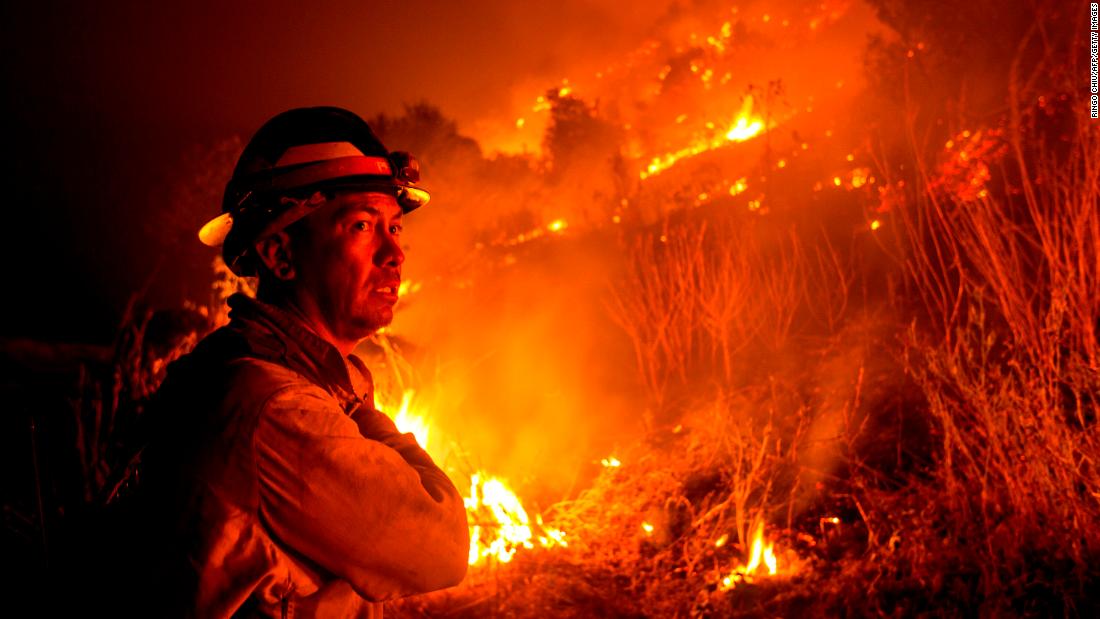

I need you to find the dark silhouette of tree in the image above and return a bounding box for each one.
[542,90,623,183]
[370,103,483,175]
[864,0,1075,134]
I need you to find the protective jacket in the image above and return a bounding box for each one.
[137,293,469,618]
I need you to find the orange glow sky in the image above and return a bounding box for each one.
[0,0,680,340]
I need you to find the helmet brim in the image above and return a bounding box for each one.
[198,212,234,247]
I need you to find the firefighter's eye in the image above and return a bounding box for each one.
[352,220,372,232]
[390,224,403,235]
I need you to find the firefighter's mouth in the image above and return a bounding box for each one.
[372,280,401,299]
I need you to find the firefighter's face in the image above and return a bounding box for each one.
[292,190,405,341]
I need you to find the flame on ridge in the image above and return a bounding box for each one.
[640,95,765,180]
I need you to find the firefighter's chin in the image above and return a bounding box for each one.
[355,302,395,337]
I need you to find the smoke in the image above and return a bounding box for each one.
[370,104,643,498]
[389,234,641,498]
[360,0,889,501]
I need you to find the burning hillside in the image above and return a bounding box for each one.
[371,0,1100,615]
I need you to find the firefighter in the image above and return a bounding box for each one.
[135,107,468,617]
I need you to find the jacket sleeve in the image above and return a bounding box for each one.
[253,382,469,602]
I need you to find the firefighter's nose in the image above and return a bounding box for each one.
[376,231,404,268]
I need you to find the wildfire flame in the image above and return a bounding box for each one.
[719,521,780,590]
[496,218,570,248]
[465,473,567,564]
[385,389,567,566]
[389,389,430,453]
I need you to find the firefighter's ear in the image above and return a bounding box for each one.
[254,231,295,281]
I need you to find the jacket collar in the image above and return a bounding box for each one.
[225,293,371,410]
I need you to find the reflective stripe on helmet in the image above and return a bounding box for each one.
[267,156,394,190]
[275,141,369,166]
